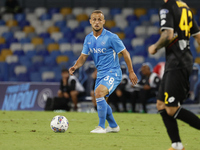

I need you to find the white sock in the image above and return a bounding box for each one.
[171,142,184,150]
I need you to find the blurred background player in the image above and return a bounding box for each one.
[69,10,138,133]
[131,63,160,113]
[148,0,200,149]
[58,68,85,111]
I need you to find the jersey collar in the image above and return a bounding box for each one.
[90,28,107,37]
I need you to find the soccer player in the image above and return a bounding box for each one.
[148,0,200,149]
[69,10,138,133]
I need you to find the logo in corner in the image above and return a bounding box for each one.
[37,88,53,108]
[101,41,106,46]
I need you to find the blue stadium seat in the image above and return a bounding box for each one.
[139,15,150,23]
[0,62,8,81]
[145,34,160,46]
[48,8,60,15]
[79,21,90,28]
[18,20,30,29]
[44,38,55,46]
[44,55,57,67]
[0,20,5,26]
[26,50,36,58]
[13,50,25,56]
[19,56,32,68]
[122,38,132,50]
[50,50,61,58]
[55,20,66,29]
[58,38,70,44]
[17,73,30,81]
[110,8,121,16]
[40,13,52,21]
[61,27,71,34]
[147,8,159,17]
[14,13,26,22]
[39,33,50,39]
[36,50,49,57]
[0,43,9,51]
[6,38,18,45]
[128,20,140,29]
[145,57,157,67]
[19,37,31,44]
[126,15,138,22]
[2,32,13,40]
[133,45,148,57]
[110,27,122,33]
[52,66,61,81]
[30,72,42,82]
[39,66,51,74]
[124,26,136,39]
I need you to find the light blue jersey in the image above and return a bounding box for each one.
[81,28,125,78]
[82,28,126,96]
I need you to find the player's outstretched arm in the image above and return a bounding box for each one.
[120,49,138,85]
[148,29,173,55]
[69,53,88,75]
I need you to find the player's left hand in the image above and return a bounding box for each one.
[148,44,157,55]
[129,72,138,85]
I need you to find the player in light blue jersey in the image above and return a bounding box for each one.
[69,10,138,133]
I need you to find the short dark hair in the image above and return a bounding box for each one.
[91,10,104,18]
[61,68,69,73]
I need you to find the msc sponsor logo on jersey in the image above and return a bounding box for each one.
[89,48,106,53]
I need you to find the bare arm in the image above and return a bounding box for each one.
[193,32,200,46]
[148,29,174,55]
[120,49,138,85]
[69,53,88,75]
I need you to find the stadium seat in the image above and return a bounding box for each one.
[13,50,24,56]
[110,8,121,16]
[115,19,128,30]
[44,56,57,67]
[67,19,79,29]
[10,43,22,52]
[52,13,64,22]
[72,7,84,16]
[40,13,52,21]
[39,33,50,39]
[10,26,21,33]
[58,38,70,44]
[131,37,144,47]
[0,20,5,26]
[30,72,42,82]
[23,26,35,34]
[98,7,109,16]
[122,8,134,17]
[50,50,61,58]
[48,8,60,15]
[104,20,116,29]
[2,13,13,22]
[0,43,9,51]
[35,44,46,51]
[76,14,89,22]
[25,50,36,58]
[44,38,55,46]
[1,49,13,58]
[72,43,83,55]
[51,32,63,42]
[134,26,147,37]
[14,65,27,75]
[35,26,47,34]
[84,7,95,16]
[60,43,72,52]
[133,45,147,56]
[14,31,26,40]
[0,55,5,62]
[32,55,43,64]
[132,55,145,65]
[134,8,147,17]
[55,20,66,29]
[47,43,59,52]
[19,37,30,44]
[30,20,42,29]
[47,26,59,34]
[146,26,159,36]
[42,71,55,81]
[2,32,13,40]
[14,13,26,22]
[43,20,54,29]
[22,43,35,53]
[115,32,125,40]
[26,13,37,22]
[150,14,159,24]
[5,55,18,64]
[56,55,69,64]
[36,49,49,57]
[84,26,92,35]
[60,7,72,16]
[19,56,31,67]
[0,37,5,44]
[6,20,18,28]
[195,57,200,64]
[35,7,47,17]
[0,26,9,36]
[31,37,44,45]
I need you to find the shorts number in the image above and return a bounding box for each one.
[164,92,169,104]
[104,76,114,85]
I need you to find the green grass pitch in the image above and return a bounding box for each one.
[0,111,199,150]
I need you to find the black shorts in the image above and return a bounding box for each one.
[157,68,191,106]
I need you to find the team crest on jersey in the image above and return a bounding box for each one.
[101,41,106,46]
[87,42,91,44]
[160,9,169,15]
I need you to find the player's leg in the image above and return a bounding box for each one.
[90,84,108,133]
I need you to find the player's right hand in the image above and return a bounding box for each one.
[69,66,76,75]
[129,72,138,86]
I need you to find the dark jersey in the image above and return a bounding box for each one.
[159,0,200,71]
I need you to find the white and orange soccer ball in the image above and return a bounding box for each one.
[50,115,69,133]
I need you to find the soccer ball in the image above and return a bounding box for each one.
[50,115,69,133]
